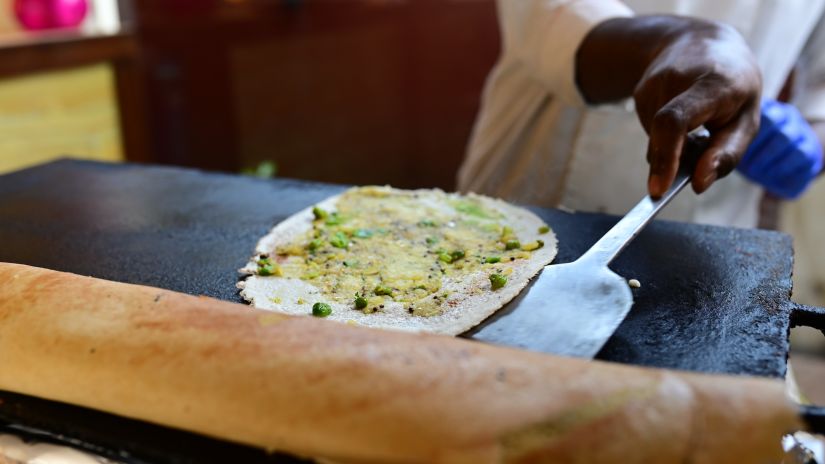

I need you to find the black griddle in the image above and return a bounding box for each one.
[0,159,823,463]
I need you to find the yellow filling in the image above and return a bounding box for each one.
[264,188,541,316]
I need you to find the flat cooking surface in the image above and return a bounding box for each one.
[0,159,795,377]
[0,159,807,463]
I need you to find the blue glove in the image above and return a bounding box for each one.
[737,99,823,199]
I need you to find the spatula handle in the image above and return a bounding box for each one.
[579,172,691,267]
[579,128,710,267]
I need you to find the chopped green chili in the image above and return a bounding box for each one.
[374,285,393,296]
[330,231,350,249]
[505,240,520,250]
[257,257,279,276]
[312,207,328,220]
[438,251,454,263]
[307,238,323,252]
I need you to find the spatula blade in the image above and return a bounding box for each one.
[467,262,634,358]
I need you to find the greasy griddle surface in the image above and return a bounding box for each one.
[0,159,793,377]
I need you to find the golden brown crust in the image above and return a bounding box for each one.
[0,263,803,463]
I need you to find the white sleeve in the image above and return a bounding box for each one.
[496,0,633,106]
[796,15,825,121]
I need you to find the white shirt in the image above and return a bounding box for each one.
[458,0,825,228]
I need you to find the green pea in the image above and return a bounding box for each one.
[425,237,438,245]
[538,225,551,234]
[489,273,507,290]
[312,207,328,220]
[329,231,350,249]
[374,286,393,296]
[505,240,520,250]
[438,251,454,263]
[354,295,368,309]
[485,256,501,264]
[450,250,465,261]
[312,302,332,317]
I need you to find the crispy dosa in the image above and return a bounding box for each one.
[0,263,803,463]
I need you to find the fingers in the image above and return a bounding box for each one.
[643,85,719,198]
[691,107,759,194]
[638,74,760,198]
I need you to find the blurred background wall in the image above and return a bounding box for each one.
[0,0,499,189]
[0,0,16,34]
[130,0,499,190]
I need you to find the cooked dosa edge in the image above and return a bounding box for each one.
[0,263,802,463]
[239,187,557,335]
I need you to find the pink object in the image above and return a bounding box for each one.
[14,0,88,31]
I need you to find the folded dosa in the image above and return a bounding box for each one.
[0,263,802,463]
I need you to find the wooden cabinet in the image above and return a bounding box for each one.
[134,0,499,189]
[0,63,122,173]
[0,31,148,173]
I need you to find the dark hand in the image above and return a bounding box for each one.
[576,16,762,198]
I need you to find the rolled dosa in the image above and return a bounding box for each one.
[0,263,802,463]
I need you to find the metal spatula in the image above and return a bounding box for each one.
[469,132,708,359]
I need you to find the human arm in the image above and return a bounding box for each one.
[575,16,762,198]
